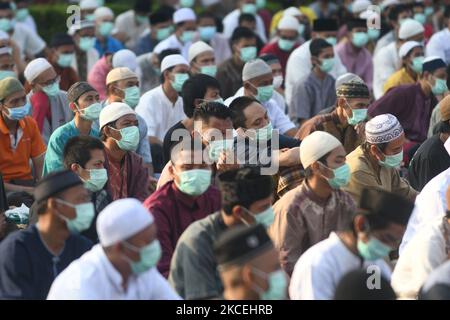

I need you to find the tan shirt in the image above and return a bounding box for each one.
[269,180,356,276]
[343,145,418,205]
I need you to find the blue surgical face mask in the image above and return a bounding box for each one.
[321,162,351,189]
[198,26,216,42]
[55,199,95,233]
[181,30,196,43]
[76,102,102,121]
[367,28,380,40]
[208,138,234,161]
[200,65,217,77]
[83,168,108,192]
[42,82,60,97]
[357,235,393,261]
[325,36,337,46]
[171,73,189,92]
[176,168,212,196]
[78,36,96,52]
[121,86,141,108]
[298,24,305,37]
[240,46,257,62]
[352,32,369,48]
[250,83,274,102]
[15,8,29,22]
[110,125,140,151]
[0,70,16,81]
[98,21,114,36]
[241,3,257,15]
[156,26,172,41]
[256,0,266,9]
[252,268,287,300]
[278,38,295,52]
[0,18,14,32]
[122,240,162,275]
[378,149,403,168]
[432,77,448,96]
[242,206,275,228]
[57,53,74,68]
[414,13,426,25]
[254,122,273,141]
[319,57,335,73]
[424,7,434,17]
[135,14,148,25]
[410,56,424,74]
[5,102,31,120]
[180,0,194,7]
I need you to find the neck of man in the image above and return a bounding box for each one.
[307,175,332,200]
[37,214,70,256]
[74,113,92,136]
[221,210,243,228]
[419,78,432,97]
[181,117,194,131]
[337,230,359,256]
[313,66,327,80]
[405,65,418,81]
[232,54,244,66]
[162,81,179,104]
[350,42,362,52]
[105,251,132,292]
[1,113,18,132]
[105,139,127,162]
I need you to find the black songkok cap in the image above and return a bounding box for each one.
[346,19,368,31]
[50,33,75,48]
[313,18,338,32]
[34,170,83,203]
[214,224,273,269]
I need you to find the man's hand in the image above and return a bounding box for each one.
[216,150,240,172]
[0,213,7,240]
[148,176,158,194]
[278,147,300,167]
[446,185,450,211]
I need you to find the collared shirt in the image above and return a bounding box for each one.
[392,217,450,299]
[368,83,437,143]
[374,30,395,55]
[289,232,392,300]
[12,23,46,59]
[289,71,337,121]
[343,145,418,205]
[426,28,450,64]
[135,85,186,141]
[383,67,416,94]
[269,180,356,276]
[43,120,99,176]
[47,244,180,300]
[222,9,267,42]
[16,15,37,34]
[0,116,46,182]
[225,91,295,134]
[169,211,227,300]
[0,225,92,300]
[143,181,221,278]
[216,58,245,99]
[336,40,373,90]
[373,41,400,99]
[296,109,364,154]
[260,41,300,76]
[115,10,149,49]
[285,39,347,105]
[400,167,450,253]
[153,34,192,61]
[94,36,125,57]
[87,56,112,100]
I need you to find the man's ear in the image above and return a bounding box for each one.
[69,102,77,112]
[354,214,367,233]
[231,205,244,220]
[70,163,80,173]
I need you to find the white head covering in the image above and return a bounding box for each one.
[161,54,189,72]
[0,47,12,56]
[0,30,9,41]
[97,198,154,247]
[365,114,404,144]
[80,0,99,10]
[398,18,424,40]
[380,0,399,9]
[242,59,272,81]
[106,67,138,85]
[99,102,137,129]
[351,0,371,14]
[335,72,364,90]
[112,49,138,71]
[173,8,196,24]
[278,16,300,31]
[283,7,303,18]
[300,131,342,169]
[24,58,53,83]
[188,41,214,63]
[399,41,421,58]
[94,6,114,19]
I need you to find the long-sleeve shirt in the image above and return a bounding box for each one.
[222,9,267,43]
[336,40,373,91]
[87,56,112,101]
[94,36,125,57]
[368,83,437,143]
[143,181,221,278]
[216,58,244,99]
[373,41,400,99]
[269,181,356,275]
[383,67,416,94]
[343,145,418,205]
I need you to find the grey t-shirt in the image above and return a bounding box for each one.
[168,211,227,300]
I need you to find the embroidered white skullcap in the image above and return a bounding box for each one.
[365,114,404,144]
[188,41,214,63]
[97,198,154,247]
[161,54,189,72]
[398,18,424,40]
[242,59,272,81]
[283,7,303,17]
[106,67,138,85]
[99,102,136,129]
[173,8,196,24]
[94,6,114,19]
[24,58,53,83]
[278,16,300,31]
[398,41,421,58]
[351,0,371,14]
[300,131,342,169]
[112,50,138,71]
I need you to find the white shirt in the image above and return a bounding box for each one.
[391,218,450,299]
[153,34,192,61]
[115,10,149,49]
[285,39,347,106]
[136,85,186,141]
[234,86,286,113]
[289,232,392,300]
[12,23,45,59]
[224,91,295,134]
[426,28,450,65]
[400,167,450,253]
[47,245,181,300]
[373,41,400,99]
[208,33,232,65]
[16,15,37,34]
[374,30,395,56]
[222,9,267,43]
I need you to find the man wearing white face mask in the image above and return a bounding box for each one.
[93,7,124,57]
[153,8,197,61]
[215,224,288,300]
[43,82,101,176]
[47,198,180,300]
[24,57,72,144]
[0,170,93,299]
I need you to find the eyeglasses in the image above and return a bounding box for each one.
[39,75,61,87]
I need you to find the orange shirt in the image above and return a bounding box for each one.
[0,115,46,182]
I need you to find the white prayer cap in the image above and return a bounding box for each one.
[335,72,364,90]
[242,59,272,82]
[365,114,404,144]
[97,198,154,247]
[106,67,138,85]
[0,30,9,41]
[24,58,53,83]
[300,131,342,169]
[380,0,399,9]
[278,16,300,31]
[99,102,137,129]
[283,7,303,18]
[161,54,189,72]
[173,8,196,24]
[351,0,371,14]
[398,18,424,40]
[80,0,99,10]
[399,41,421,58]
[112,49,138,71]
[94,6,114,19]
[188,41,214,63]
[0,47,12,56]
[68,20,96,36]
